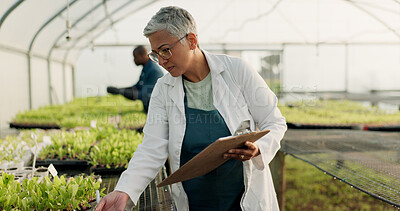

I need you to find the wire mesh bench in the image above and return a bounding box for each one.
[100,167,175,211]
[281,129,400,207]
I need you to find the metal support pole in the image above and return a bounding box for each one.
[270,150,286,211]
[63,62,67,103]
[280,44,285,95]
[345,44,349,93]
[72,65,76,98]
[27,53,32,109]
[47,58,52,104]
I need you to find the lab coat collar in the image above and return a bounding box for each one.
[162,50,226,116]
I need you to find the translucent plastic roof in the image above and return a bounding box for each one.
[1,0,400,66]
[96,0,400,46]
[1,0,400,131]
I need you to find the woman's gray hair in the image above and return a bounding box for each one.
[143,6,197,44]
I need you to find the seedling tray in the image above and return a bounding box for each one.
[287,122,355,130]
[364,124,400,132]
[90,166,127,176]
[10,122,60,130]
[120,126,144,133]
[36,159,91,174]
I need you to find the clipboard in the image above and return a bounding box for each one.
[157,129,270,187]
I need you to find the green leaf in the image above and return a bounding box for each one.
[54,176,61,186]
[69,184,79,199]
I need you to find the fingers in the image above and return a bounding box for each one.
[245,141,260,156]
[245,141,256,150]
[224,152,248,161]
[223,142,259,161]
[95,191,129,211]
[95,199,105,211]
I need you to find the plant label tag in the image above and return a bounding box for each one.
[30,146,39,154]
[96,190,101,203]
[90,120,97,128]
[48,164,58,177]
[43,136,52,145]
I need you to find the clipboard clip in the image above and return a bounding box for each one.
[233,120,251,136]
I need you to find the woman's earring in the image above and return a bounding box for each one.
[193,49,195,55]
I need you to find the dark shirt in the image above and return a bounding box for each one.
[134,60,164,113]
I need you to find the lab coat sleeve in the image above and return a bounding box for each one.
[235,59,287,170]
[114,81,169,205]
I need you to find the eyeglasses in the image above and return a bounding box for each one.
[148,34,187,63]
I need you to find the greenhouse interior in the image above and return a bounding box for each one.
[0,0,399,210]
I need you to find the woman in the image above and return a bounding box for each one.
[96,6,286,211]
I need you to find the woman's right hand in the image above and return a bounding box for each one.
[95,191,130,211]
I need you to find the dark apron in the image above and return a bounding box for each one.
[180,84,244,211]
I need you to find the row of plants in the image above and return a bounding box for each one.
[279,99,400,125]
[2,127,143,170]
[12,95,400,129]
[90,129,142,169]
[0,172,105,210]
[15,97,399,129]
[38,130,98,161]
[12,95,147,129]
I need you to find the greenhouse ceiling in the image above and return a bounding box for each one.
[1,0,400,131]
[1,0,400,64]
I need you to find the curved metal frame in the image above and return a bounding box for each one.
[63,0,159,69]
[217,0,284,41]
[47,0,106,103]
[61,0,138,98]
[58,0,137,49]
[0,0,24,29]
[58,0,137,100]
[27,0,78,108]
[345,0,400,39]
[2,0,398,111]
[46,0,159,103]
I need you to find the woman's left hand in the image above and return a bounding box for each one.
[224,141,260,161]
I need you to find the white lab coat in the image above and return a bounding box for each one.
[115,50,287,211]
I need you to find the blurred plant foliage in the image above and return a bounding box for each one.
[2,127,143,168]
[279,100,400,125]
[0,129,49,165]
[12,95,146,129]
[30,127,143,168]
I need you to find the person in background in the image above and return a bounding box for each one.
[107,45,164,113]
[97,6,287,211]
